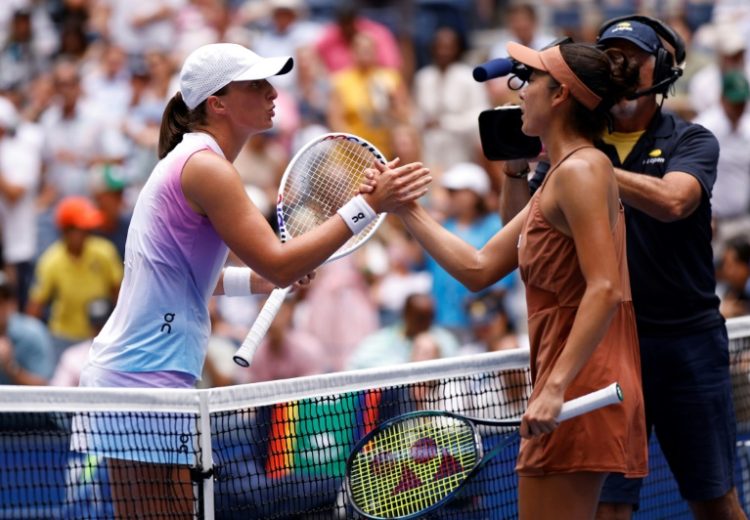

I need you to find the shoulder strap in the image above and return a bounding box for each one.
[538,145,595,192]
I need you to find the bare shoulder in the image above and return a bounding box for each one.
[556,148,613,186]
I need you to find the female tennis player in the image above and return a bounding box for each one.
[76,43,430,518]
[366,41,648,519]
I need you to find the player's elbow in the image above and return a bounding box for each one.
[593,280,623,310]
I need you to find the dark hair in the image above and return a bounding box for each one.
[727,236,750,266]
[158,86,228,158]
[552,43,640,140]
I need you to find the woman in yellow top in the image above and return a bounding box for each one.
[327,32,411,158]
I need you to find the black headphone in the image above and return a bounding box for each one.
[597,14,686,98]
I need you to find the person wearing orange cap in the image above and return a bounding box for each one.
[366,40,647,518]
[500,17,747,519]
[25,196,123,367]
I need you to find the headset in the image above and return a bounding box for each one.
[597,14,686,98]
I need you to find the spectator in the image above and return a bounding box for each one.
[80,42,133,121]
[37,58,129,254]
[49,297,113,387]
[299,255,380,372]
[0,274,54,386]
[121,49,175,186]
[486,3,557,106]
[694,69,750,256]
[250,0,322,96]
[0,96,41,311]
[327,31,411,158]
[104,0,181,58]
[0,8,48,91]
[347,292,460,370]
[717,236,750,319]
[236,298,327,383]
[371,231,432,326]
[425,162,513,343]
[689,21,748,115]
[414,26,489,173]
[313,4,402,74]
[26,196,123,366]
[90,163,132,260]
[461,290,528,355]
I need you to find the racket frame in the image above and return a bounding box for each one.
[345,382,623,519]
[233,133,388,367]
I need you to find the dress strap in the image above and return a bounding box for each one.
[538,144,595,192]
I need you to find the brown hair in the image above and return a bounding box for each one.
[553,43,640,140]
[157,86,229,158]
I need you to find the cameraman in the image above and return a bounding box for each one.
[498,16,745,520]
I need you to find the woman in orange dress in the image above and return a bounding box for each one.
[366,41,648,519]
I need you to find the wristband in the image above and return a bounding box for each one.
[337,195,377,235]
[223,267,252,297]
[503,165,531,179]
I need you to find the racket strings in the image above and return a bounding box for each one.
[282,139,381,252]
[349,416,479,518]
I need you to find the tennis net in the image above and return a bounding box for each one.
[0,315,748,519]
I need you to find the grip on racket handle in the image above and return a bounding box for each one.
[558,382,623,422]
[233,286,291,367]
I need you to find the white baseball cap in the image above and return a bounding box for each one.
[179,43,294,110]
[441,162,491,196]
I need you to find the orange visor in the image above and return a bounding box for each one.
[507,41,602,111]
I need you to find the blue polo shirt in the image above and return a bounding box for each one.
[596,111,722,336]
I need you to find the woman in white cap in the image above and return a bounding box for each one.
[367,41,647,518]
[76,43,430,517]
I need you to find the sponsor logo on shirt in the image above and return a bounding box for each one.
[644,148,665,165]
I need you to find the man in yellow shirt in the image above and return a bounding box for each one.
[26,196,123,365]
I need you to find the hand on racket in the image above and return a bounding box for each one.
[233,133,429,368]
[346,382,623,519]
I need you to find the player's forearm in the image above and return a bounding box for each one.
[499,174,531,224]
[545,283,621,393]
[398,204,490,292]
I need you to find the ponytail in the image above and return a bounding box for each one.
[157,86,230,159]
[158,92,192,159]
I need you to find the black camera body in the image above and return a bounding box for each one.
[478,105,542,161]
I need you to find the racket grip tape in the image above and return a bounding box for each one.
[233,286,291,367]
[558,382,623,422]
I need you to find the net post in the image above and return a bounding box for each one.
[198,391,215,519]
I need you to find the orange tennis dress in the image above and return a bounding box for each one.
[515,148,648,477]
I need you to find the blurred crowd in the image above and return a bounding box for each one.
[0,0,749,389]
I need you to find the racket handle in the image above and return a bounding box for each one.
[233,286,291,367]
[558,382,623,422]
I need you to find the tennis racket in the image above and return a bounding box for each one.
[233,133,387,367]
[346,382,623,519]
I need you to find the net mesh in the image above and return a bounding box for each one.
[0,317,748,519]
